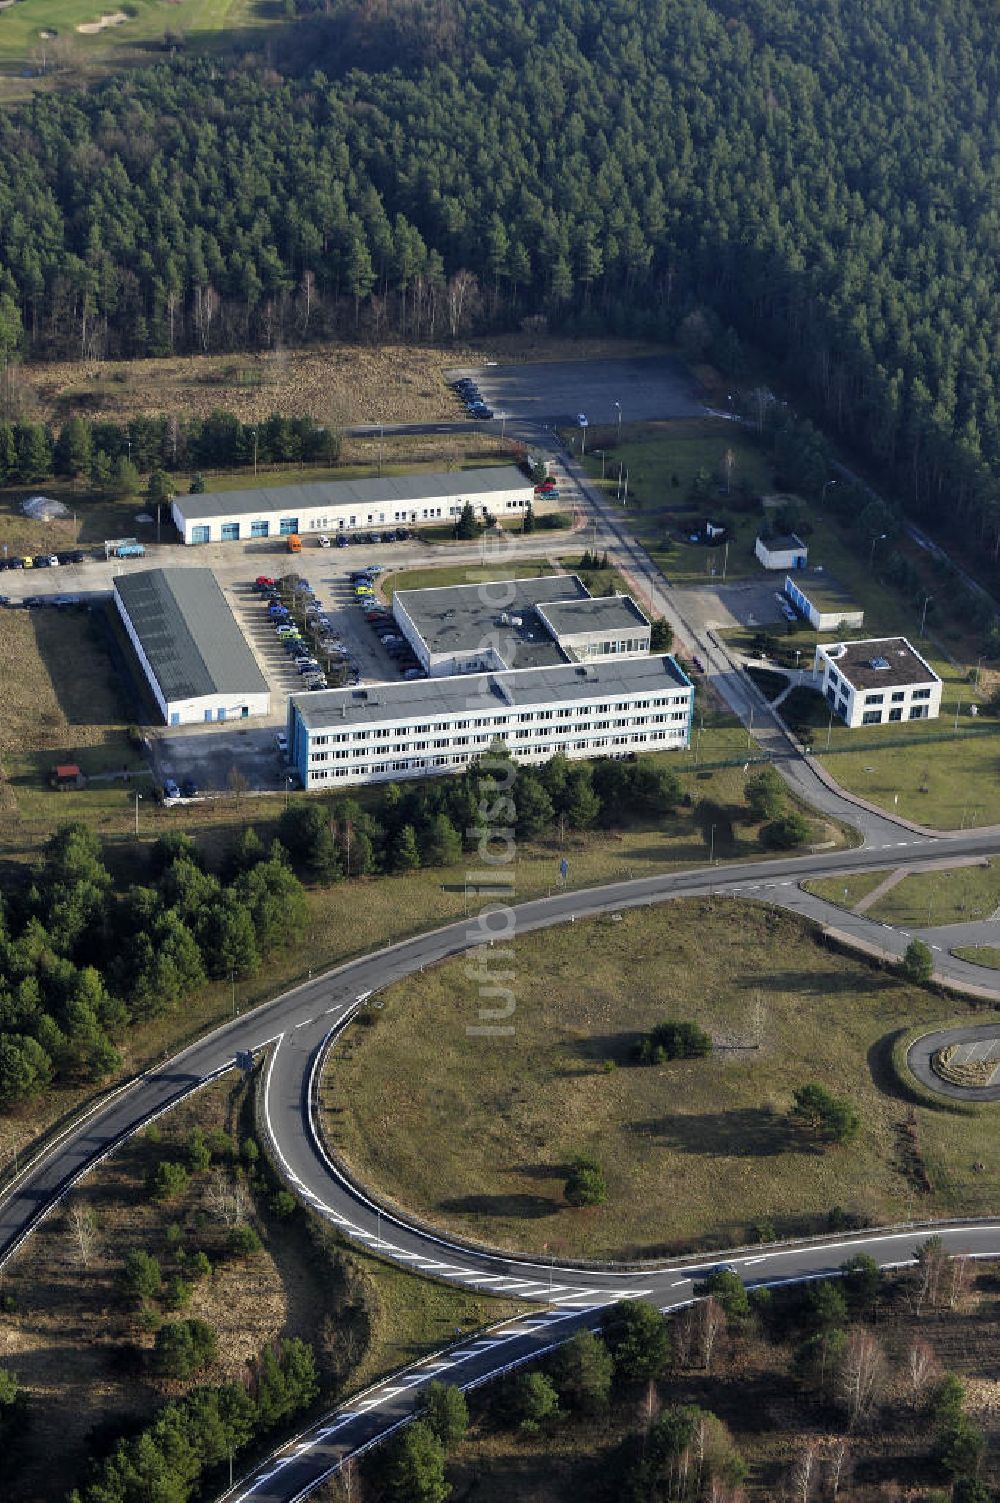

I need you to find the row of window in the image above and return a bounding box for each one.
[309,713,689,762]
[187,501,512,542]
[861,706,930,724]
[306,728,688,781]
[309,696,689,746]
[863,686,933,704]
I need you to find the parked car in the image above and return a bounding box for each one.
[316,534,331,548]
[33,555,52,568]
[296,658,321,674]
[275,732,289,756]
[577,412,589,427]
[255,575,276,588]
[403,667,424,680]
[57,550,86,565]
[335,534,349,547]
[163,779,181,800]
[181,777,199,798]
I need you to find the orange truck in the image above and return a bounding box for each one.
[287,533,302,553]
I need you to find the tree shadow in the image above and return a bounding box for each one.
[512,1161,571,1182]
[437,1192,561,1221]
[629,1106,794,1157]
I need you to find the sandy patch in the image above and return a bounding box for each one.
[76,11,128,34]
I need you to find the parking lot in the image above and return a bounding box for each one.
[672,578,792,635]
[157,723,288,795]
[448,354,706,428]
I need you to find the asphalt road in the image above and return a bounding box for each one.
[907,1023,1000,1102]
[2,838,999,1500]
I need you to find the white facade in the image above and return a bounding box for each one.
[171,467,535,546]
[812,638,942,729]
[289,657,693,789]
[785,572,864,631]
[755,534,808,570]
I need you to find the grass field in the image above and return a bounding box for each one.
[952,946,1000,970]
[579,418,775,585]
[322,900,996,1259]
[0,0,269,98]
[2,1070,517,1502]
[864,864,1000,928]
[802,870,893,910]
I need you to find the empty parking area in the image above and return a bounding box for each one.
[672,579,791,635]
[450,355,706,427]
[158,725,286,794]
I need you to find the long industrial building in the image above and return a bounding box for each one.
[114,568,270,725]
[287,655,693,789]
[170,466,535,545]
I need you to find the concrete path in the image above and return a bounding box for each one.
[853,867,907,914]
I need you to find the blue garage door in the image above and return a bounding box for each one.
[191,525,210,545]
[221,522,240,542]
[251,520,269,538]
[279,516,299,536]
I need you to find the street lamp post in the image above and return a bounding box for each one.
[377,420,384,478]
[826,707,835,750]
[614,401,622,441]
[251,428,258,477]
[822,479,838,502]
[869,531,887,569]
[133,791,142,839]
[920,594,933,636]
[709,823,717,863]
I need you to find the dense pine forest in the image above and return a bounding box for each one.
[0,0,998,539]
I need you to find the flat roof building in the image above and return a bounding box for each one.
[114,568,270,726]
[170,466,535,546]
[785,568,864,631]
[755,533,808,571]
[288,654,693,789]
[812,637,941,728]
[392,575,651,677]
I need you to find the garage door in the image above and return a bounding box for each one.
[191,525,210,545]
[221,522,240,542]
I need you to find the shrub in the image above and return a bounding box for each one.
[150,1160,191,1201]
[564,1154,606,1207]
[269,1190,298,1220]
[422,1381,469,1452]
[789,1083,860,1145]
[228,1224,263,1257]
[633,1019,712,1065]
[121,1248,162,1302]
[153,1317,218,1379]
[760,810,811,848]
[901,938,934,984]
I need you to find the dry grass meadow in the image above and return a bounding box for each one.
[323,900,997,1260]
[15,334,662,428]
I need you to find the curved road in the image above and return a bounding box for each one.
[0,835,998,1498]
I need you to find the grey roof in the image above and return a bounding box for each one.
[174,465,530,522]
[537,594,650,636]
[788,567,860,613]
[115,569,268,703]
[759,533,806,553]
[820,637,940,691]
[292,654,691,731]
[394,574,591,669]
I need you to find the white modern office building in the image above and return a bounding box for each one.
[288,655,693,789]
[812,637,942,728]
[114,568,270,726]
[391,575,651,678]
[170,466,534,545]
